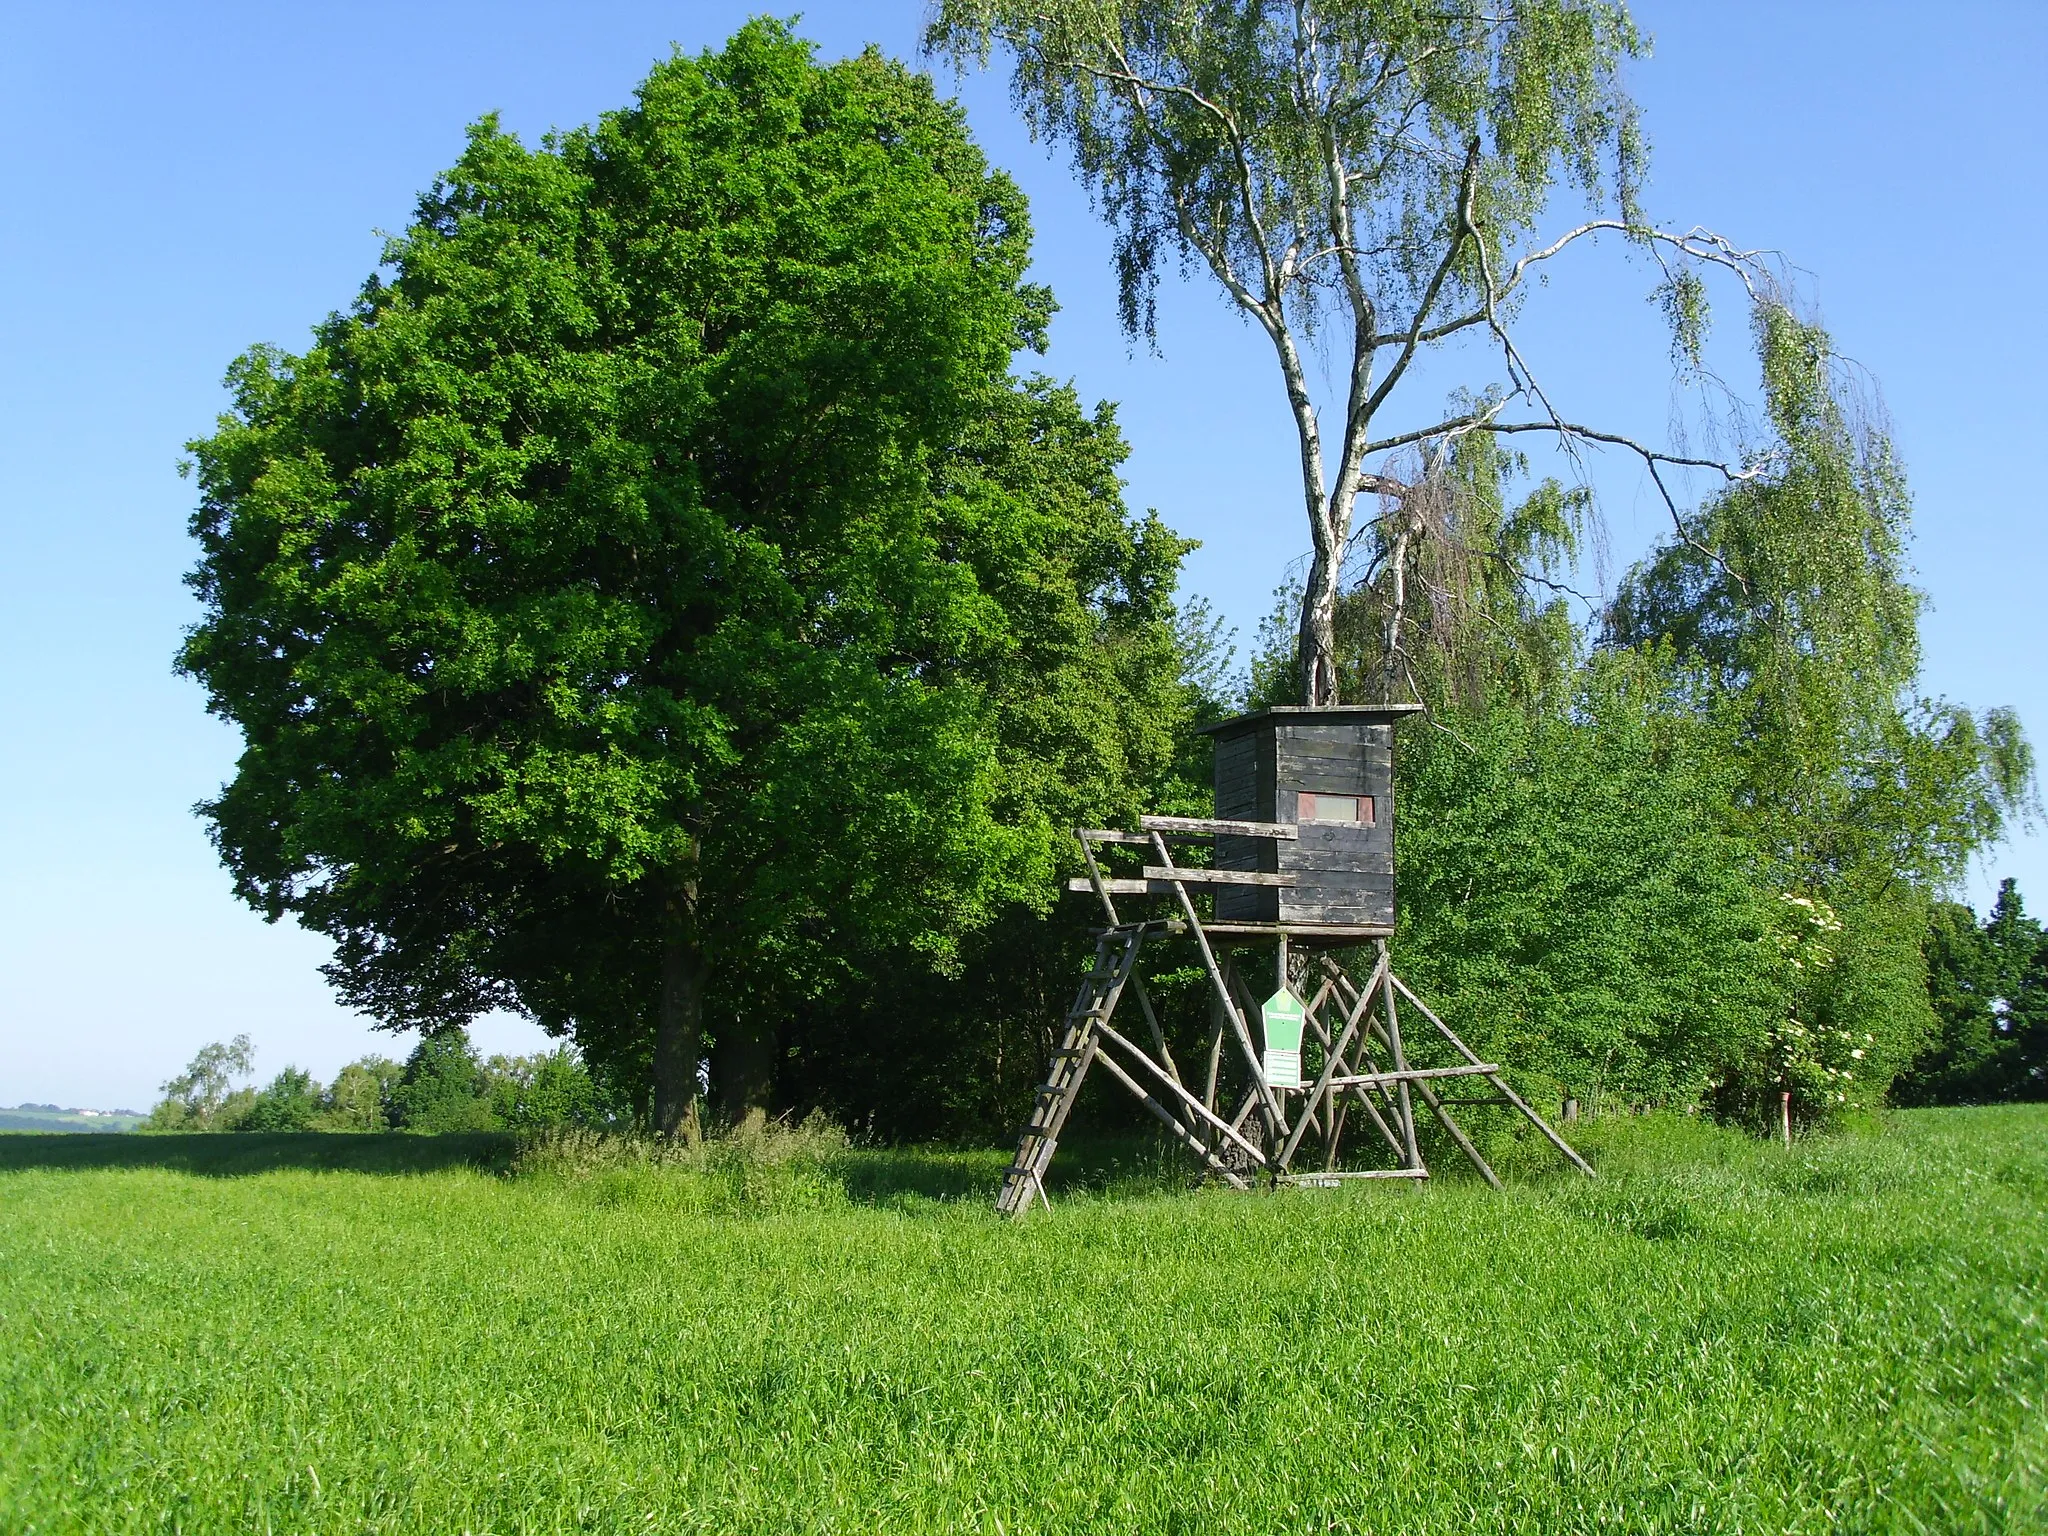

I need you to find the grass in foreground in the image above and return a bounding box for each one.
[0,1108,2042,1534]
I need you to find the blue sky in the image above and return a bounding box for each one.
[3,2,2041,1110]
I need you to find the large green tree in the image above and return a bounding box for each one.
[181,22,1194,1128]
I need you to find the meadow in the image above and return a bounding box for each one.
[0,1108,2042,1534]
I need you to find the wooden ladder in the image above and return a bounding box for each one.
[994,924,1148,1217]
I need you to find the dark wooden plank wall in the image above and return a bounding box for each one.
[1275,723,1394,926]
[1212,727,1278,920]
[1205,719,1400,925]
[1198,721,1399,928]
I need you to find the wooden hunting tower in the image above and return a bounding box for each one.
[1204,705,1418,931]
[994,700,1592,1215]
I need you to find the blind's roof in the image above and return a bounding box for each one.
[1196,704,1424,738]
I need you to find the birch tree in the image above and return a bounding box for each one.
[928,0,1773,706]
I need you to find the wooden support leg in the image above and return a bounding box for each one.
[1088,1046,1252,1190]
[1301,983,1339,1167]
[1149,831,1284,1137]
[1310,961,1411,1164]
[1378,942,1423,1171]
[1280,952,1385,1170]
[1130,977,1183,1094]
[1222,962,1292,1162]
[1391,974,1594,1179]
[1409,1075,1502,1189]
[1203,1018,1226,1118]
[1094,1022,1269,1169]
[1335,969,1498,1187]
[1203,959,1231,1121]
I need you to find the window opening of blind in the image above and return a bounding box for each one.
[1297,792,1373,825]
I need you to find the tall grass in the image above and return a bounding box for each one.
[510,1113,857,1215]
[0,1107,2041,1533]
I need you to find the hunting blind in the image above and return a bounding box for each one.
[996,705,1591,1215]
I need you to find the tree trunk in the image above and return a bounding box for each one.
[652,882,703,1138]
[1298,540,1342,707]
[713,1013,777,1127]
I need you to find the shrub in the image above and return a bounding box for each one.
[389,1030,491,1133]
[232,1067,322,1132]
[482,1048,622,1132]
[512,1112,851,1215]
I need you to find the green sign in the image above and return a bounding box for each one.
[1262,988,1306,1089]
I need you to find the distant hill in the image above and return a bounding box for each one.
[1,1105,144,1134]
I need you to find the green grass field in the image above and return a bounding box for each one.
[1,1108,2042,1534]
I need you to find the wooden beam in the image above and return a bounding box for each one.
[1149,829,1285,1136]
[1200,922,1393,939]
[1319,962,1432,1166]
[1390,975,1596,1179]
[1076,829,1153,845]
[1324,1062,1501,1087]
[1279,950,1388,1169]
[1076,831,1120,927]
[1323,959,1499,1187]
[1127,976,1185,1095]
[1093,1021,1269,1168]
[1276,1168,1429,1184]
[1410,1075,1502,1190]
[1140,866,1294,887]
[1140,814,1299,840]
[1380,943,1423,1171]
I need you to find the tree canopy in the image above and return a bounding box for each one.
[928,0,1774,709]
[179,14,2034,1144]
[1237,295,2036,1125]
[181,20,1200,1126]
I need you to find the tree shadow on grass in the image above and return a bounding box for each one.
[0,1131,515,1177]
[0,1128,1206,1205]
[832,1132,1194,1208]
[832,1145,1012,1204]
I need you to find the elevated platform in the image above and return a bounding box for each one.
[1199,921,1392,942]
